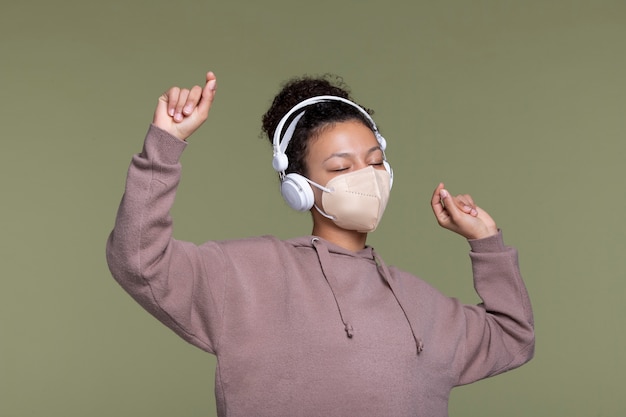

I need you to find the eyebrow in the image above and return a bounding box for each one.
[323,146,382,163]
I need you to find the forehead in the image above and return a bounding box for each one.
[307,120,379,156]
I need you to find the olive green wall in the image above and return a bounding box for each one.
[1,1,624,416]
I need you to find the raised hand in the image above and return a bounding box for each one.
[430,182,498,240]
[152,71,217,141]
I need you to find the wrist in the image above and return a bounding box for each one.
[470,226,498,240]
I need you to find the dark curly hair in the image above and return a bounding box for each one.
[261,74,375,177]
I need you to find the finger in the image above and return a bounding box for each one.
[441,188,463,219]
[174,89,191,122]
[450,193,476,217]
[431,183,453,225]
[430,182,445,216]
[197,71,217,116]
[156,91,170,118]
[458,194,478,217]
[166,87,180,117]
[183,85,203,115]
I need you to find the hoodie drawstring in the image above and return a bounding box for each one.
[312,238,355,338]
[373,249,425,355]
[311,238,424,354]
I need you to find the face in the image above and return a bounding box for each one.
[305,120,386,202]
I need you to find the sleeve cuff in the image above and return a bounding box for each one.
[143,124,188,165]
[468,230,506,253]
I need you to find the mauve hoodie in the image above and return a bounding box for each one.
[106,125,535,417]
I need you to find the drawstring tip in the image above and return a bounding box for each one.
[417,340,424,354]
[345,323,354,338]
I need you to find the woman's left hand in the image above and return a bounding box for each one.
[430,182,498,240]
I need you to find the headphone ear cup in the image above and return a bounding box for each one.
[281,173,315,211]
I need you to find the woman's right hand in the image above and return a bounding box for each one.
[152,71,217,141]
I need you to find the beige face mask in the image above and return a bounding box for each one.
[313,166,391,233]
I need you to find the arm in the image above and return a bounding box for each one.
[429,183,535,383]
[457,232,535,384]
[106,73,224,353]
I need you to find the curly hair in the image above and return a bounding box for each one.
[261,74,375,177]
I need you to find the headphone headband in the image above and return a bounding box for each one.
[271,95,386,173]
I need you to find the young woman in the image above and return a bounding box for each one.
[106,71,534,417]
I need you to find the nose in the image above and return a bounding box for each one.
[354,159,369,171]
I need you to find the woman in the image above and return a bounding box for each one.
[106,71,534,417]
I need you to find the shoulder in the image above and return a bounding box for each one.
[197,235,316,278]
[202,235,305,259]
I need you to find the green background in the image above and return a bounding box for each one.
[1,1,625,416]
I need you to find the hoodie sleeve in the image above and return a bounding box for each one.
[455,231,535,385]
[105,124,227,354]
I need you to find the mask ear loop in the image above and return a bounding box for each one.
[303,177,334,219]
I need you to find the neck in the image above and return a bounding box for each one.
[311,222,368,252]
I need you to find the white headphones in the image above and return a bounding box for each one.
[272,95,393,211]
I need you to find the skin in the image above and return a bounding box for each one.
[304,120,388,251]
[153,72,499,252]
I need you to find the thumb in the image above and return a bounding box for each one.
[440,188,462,217]
[155,92,170,118]
[197,71,217,116]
